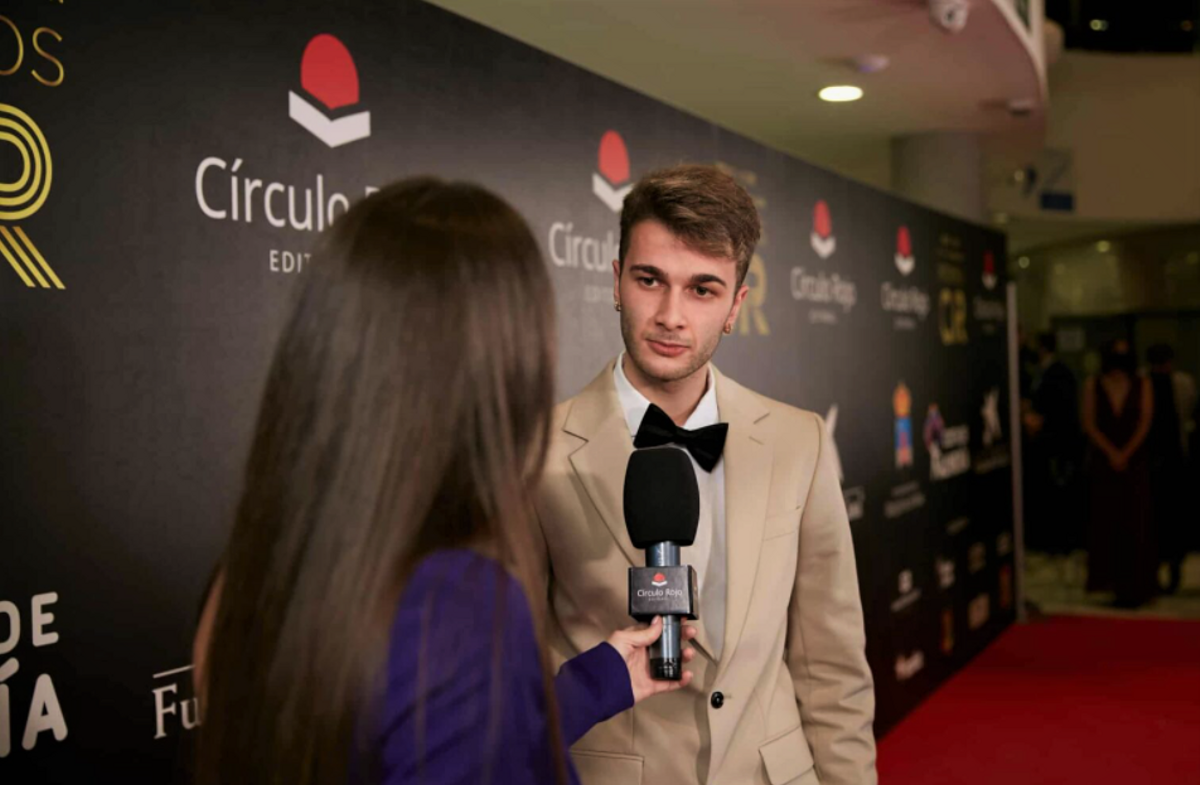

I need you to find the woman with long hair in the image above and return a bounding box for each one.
[193,178,694,785]
[1082,337,1156,608]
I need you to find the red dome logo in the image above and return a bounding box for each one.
[810,199,837,259]
[301,34,360,110]
[894,225,915,276]
[651,572,668,587]
[593,130,634,212]
[288,33,372,148]
[982,250,998,290]
[598,131,630,186]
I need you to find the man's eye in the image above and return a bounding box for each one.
[638,276,658,286]
[695,286,711,297]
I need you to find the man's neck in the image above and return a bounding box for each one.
[622,354,709,426]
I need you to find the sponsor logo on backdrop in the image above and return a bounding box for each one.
[894,383,914,469]
[894,650,925,681]
[935,232,968,346]
[999,565,1014,609]
[974,387,1011,473]
[152,664,201,740]
[968,593,990,630]
[0,593,68,757]
[941,608,955,654]
[973,250,1006,335]
[824,404,865,522]
[936,556,956,590]
[923,403,970,481]
[982,250,998,290]
[886,382,926,518]
[288,34,371,148]
[894,226,915,276]
[592,130,632,212]
[545,130,628,305]
[968,542,987,574]
[811,199,836,258]
[792,199,857,325]
[881,225,930,330]
[0,9,65,291]
[890,570,922,613]
[194,33,382,275]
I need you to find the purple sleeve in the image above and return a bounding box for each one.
[554,642,634,747]
[374,550,632,785]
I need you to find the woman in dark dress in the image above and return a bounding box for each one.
[1082,338,1156,608]
[192,179,695,785]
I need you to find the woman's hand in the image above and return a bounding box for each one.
[605,616,698,703]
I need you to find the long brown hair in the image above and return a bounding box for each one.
[196,178,563,785]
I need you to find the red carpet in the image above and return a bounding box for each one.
[878,615,1200,784]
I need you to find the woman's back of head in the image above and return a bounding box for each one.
[197,177,557,785]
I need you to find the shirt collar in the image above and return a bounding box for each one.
[613,352,719,439]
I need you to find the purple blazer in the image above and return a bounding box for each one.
[370,549,633,784]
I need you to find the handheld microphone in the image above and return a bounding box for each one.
[624,446,700,681]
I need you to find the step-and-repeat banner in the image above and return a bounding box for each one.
[1,0,1013,779]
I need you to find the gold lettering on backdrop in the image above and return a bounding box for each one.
[716,161,770,337]
[0,4,66,290]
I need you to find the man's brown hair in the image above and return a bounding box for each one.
[618,164,761,286]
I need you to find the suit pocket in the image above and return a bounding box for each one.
[763,507,803,540]
[571,749,643,785]
[759,724,816,785]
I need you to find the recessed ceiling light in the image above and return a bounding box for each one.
[818,85,863,103]
[1096,240,1111,252]
[1018,256,1031,269]
[1090,19,1108,31]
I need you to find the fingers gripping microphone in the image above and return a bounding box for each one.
[624,447,700,681]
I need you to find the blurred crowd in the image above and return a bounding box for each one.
[1020,334,1198,608]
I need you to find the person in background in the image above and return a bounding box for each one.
[1082,338,1156,608]
[192,178,696,785]
[1023,332,1082,565]
[1146,343,1197,593]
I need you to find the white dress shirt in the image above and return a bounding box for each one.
[614,353,727,661]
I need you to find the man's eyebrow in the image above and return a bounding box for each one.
[629,264,666,277]
[689,273,728,287]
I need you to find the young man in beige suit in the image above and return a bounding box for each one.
[532,165,877,785]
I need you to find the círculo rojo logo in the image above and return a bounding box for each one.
[0,103,62,290]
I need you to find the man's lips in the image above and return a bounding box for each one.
[647,339,689,358]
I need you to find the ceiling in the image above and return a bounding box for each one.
[428,0,1047,166]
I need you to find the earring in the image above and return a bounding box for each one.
[723,323,733,334]
[614,301,622,312]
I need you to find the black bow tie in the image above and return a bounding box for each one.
[634,403,728,472]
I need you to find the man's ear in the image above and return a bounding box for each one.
[725,284,750,332]
[612,258,622,307]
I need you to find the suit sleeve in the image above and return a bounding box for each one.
[786,413,878,785]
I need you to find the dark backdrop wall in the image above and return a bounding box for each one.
[0,0,1013,779]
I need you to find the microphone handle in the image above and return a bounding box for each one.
[646,541,683,681]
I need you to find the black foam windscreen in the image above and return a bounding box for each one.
[623,446,701,548]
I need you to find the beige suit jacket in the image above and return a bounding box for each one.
[532,360,877,785]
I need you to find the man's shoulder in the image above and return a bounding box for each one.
[718,372,824,439]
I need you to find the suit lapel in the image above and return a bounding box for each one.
[564,361,642,568]
[713,367,772,682]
